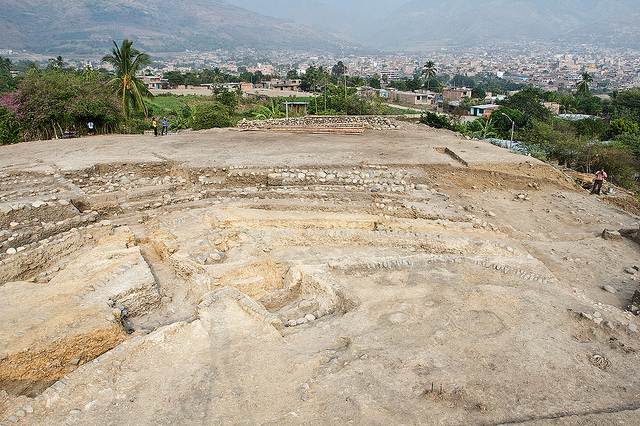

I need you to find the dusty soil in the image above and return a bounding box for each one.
[1,120,640,425]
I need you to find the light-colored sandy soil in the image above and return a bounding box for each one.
[0,120,639,425]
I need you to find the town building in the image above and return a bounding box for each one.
[142,76,170,89]
[470,104,501,117]
[442,87,473,102]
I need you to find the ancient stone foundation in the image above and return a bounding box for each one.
[1,123,640,425]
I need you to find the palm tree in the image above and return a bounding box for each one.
[576,71,593,97]
[421,60,437,92]
[101,39,153,125]
[48,55,65,68]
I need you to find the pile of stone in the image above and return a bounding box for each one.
[236,116,399,132]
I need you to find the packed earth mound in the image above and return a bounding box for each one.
[0,120,639,425]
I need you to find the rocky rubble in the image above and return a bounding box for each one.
[236,115,399,131]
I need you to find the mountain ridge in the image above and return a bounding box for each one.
[1,0,639,56]
[0,0,358,55]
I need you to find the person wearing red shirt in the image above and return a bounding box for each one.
[591,168,607,195]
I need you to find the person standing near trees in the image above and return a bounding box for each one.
[591,167,607,195]
[162,117,168,136]
[152,117,158,137]
[87,121,94,135]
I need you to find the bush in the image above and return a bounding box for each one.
[0,93,23,144]
[129,118,151,134]
[191,102,233,130]
[607,118,639,139]
[8,69,121,141]
[420,111,453,130]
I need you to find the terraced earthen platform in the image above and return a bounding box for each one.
[1,120,640,425]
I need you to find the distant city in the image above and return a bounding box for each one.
[3,41,640,94]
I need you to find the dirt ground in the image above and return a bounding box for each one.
[1,120,639,425]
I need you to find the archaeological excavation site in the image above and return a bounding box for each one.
[1,118,640,425]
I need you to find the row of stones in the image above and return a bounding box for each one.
[236,116,398,130]
[339,253,554,284]
[0,198,72,214]
[572,286,640,335]
[208,188,473,224]
[71,257,142,308]
[0,211,99,254]
[0,185,62,204]
[0,215,105,261]
[0,222,112,286]
[0,171,75,204]
[76,174,188,195]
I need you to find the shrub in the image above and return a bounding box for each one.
[8,69,121,141]
[0,93,23,144]
[420,111,453,130]
[129,118,151,134]
[607,118,639,139]
[191,102,233,130]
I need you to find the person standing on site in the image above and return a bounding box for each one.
[162,117,168,136]
[591,167,607,195]
[152,117,158,137]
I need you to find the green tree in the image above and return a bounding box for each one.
[607,118,639,138]
[331,61,347,79]
[505,88,552,122]
[612,89,640,124]
[0,57,14,92]
[215,88,238,116]
[572,117,606,139]
[300,66,318,92]
[421,60,437,92]
[101,39,153,125]
[420,112,454,131]
[471,87,486,100]
[451,74,475,88]
[516,119,578,165]
[490,107,524,140]
[576,72,593,97]
[210,67,225,94]
[239,71,253,83]
[191,102,232,129]
[286,69,299,80]
[0,57,11,72]
[15,60,37,73]
[164,71,184,88]
[48,56,65,69]
[4,68,121,141]
[614,133,640,160]
[465,117,497,139]
[184,72,200,87]
[591,142,637,188]
[369,74,381,90]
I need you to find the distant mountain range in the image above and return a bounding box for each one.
[1,0,639,57]
[371,0,640,50]
[0,0,358,56]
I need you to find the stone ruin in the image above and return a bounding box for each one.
[1,121,640,424]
